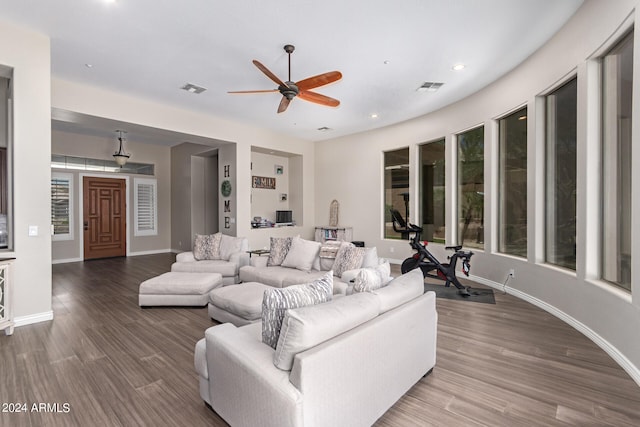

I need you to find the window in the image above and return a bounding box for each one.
[545,78,577,270]
[498,108,528,257]
[384,147,409,239]
[51,172,73,241]
[134,178,157,236]
[457,127,484,249]
[419,139,445,243]
[601,31,633,291]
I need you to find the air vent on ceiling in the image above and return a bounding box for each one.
[417,82,444,92]
[181,83,207,94]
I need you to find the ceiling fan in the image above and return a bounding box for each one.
[228,44,342,113]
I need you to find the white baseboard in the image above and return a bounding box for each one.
[469,274,640,387]
[128,249,173,257]
[14,311,54,328]
[52,257,83,265]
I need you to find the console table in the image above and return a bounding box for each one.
[314,226,353,243]
[0,258,14,336]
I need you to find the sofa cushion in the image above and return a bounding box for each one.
[273,292,380,371]
[219,234,244,261]
[372,268,424,313]
[193,233,222,260]
[267,236,294,266]
[281,237,321,272]
[333,244,365,277]
[261,271,333,349]
[352,262,391,293]
[171,259,238,276]
[361,247,379,268]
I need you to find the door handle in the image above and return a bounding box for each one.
[84,221,88,231]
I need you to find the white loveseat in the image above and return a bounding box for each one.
[194,269,436,427]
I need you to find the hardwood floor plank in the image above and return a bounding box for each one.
[0,254,637,427]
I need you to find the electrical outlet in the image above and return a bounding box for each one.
[509,268,515,278]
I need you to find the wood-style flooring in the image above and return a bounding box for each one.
[0,253,638,426]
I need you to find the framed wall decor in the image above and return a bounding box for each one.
[252,176,276,189]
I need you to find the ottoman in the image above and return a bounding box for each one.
[208,282,271,326]
[139,272,223,307]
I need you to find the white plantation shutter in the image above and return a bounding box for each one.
[51,173,73,240]
[134,178,157,236]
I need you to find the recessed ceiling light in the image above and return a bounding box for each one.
[383,60,390,65]
[452,63,466,71]
[370,113,378,119]
[181,83,207,94]
[85,63,93,68]
[317,127,332,132]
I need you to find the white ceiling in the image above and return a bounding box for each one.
[1,0,583,143]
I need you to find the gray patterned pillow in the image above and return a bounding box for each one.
[267,236,293,266]
[333,244,365,277]
[193,233,222,260]
[261,271,333,349]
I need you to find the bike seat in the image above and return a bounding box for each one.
[445,245,463,251]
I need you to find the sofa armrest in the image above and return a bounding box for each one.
[204,323,303,427]
[250,255,269,268]
[176,251,196,262]
[229,251,250,268]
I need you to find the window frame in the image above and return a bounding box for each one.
[51,172,74,241]
[134,177,158,237]
[456,125,485,250]
[497,106,528,258]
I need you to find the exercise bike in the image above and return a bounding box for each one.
[391,209,474,297]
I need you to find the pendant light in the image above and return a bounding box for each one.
[113,130,130,167]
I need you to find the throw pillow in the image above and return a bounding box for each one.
[353,262,391,293]
[219,234,244,261]
[261,271,333,349]
[332,244,365,277]
[267,236,294,266]
[193,233,221,260]
[281,237,321,272]
[361,247,379,268]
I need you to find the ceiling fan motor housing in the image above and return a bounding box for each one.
[280,82,299,100]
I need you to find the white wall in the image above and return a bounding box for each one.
[51,129,172,261]
[315,0,640,384]
[51,78,316,250]
[0,21,52,324]
[251,152,290,221]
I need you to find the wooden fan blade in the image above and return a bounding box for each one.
[298,91,340,107]
[253,60,289,88]
[296,71,342,91]
[277,96,291,113]
[228,89,279,94]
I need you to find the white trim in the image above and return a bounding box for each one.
[468,274,640,387]
[128,248,172,256]
[51,172,74,241]
[14,311,53,327]
[51,257,83,265]
[133,177,158,237]
[78,173,131,257]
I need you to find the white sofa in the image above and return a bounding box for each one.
[194,269,436,427]
[239,239,390,295]
[172,235,250,285]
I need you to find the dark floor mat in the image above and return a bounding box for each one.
[424,282,496,304]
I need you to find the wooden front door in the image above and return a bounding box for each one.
[83,177,126,260]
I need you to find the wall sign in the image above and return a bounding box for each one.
[252,176,276,189]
